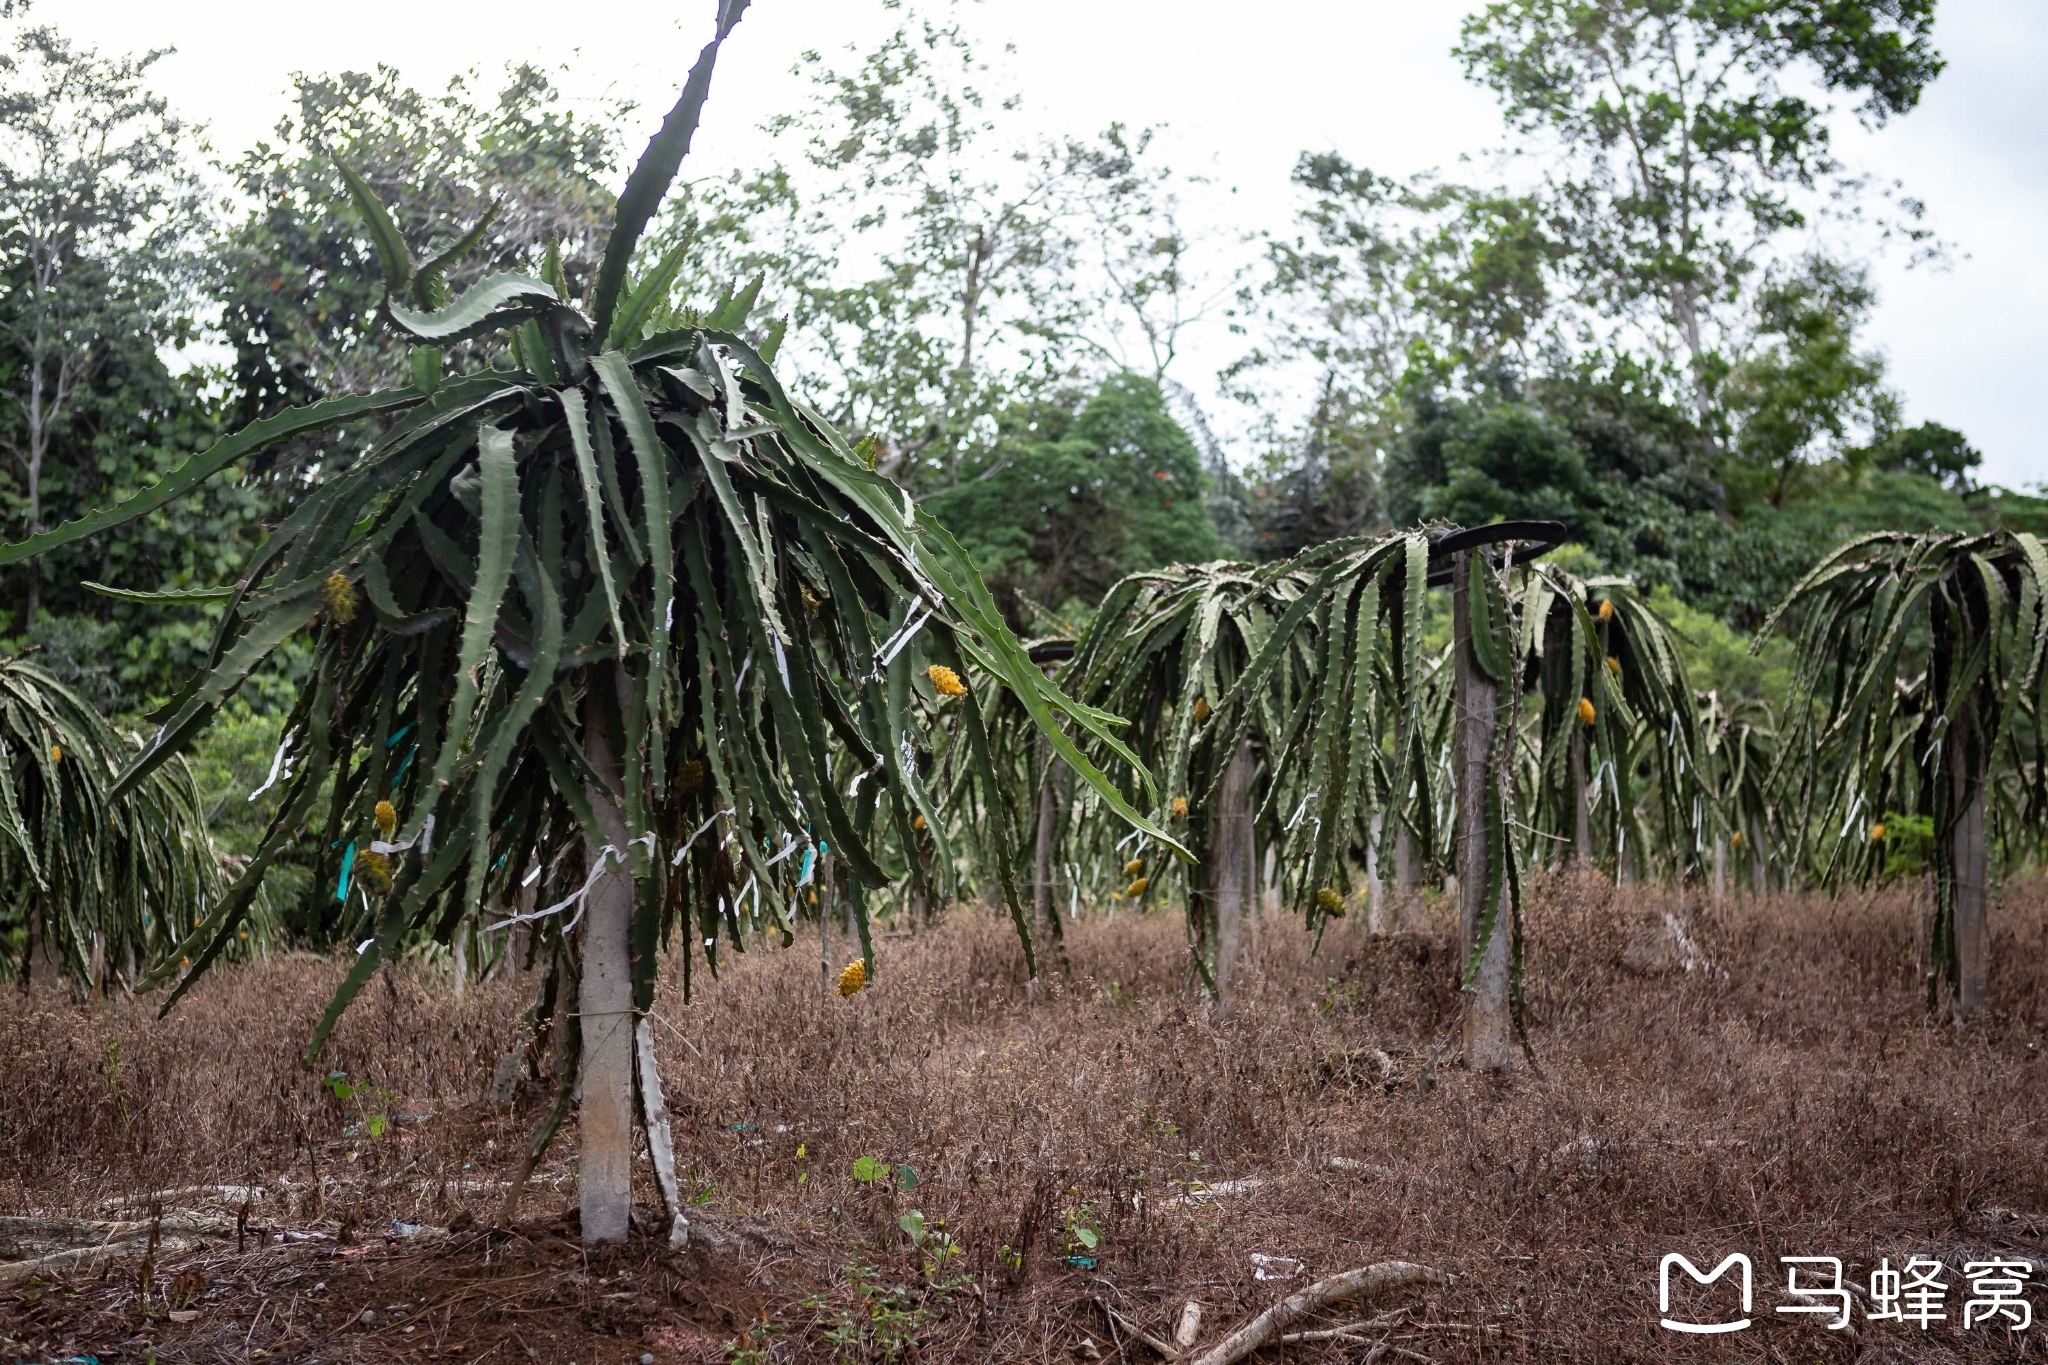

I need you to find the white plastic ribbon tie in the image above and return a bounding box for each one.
[670,808,734,866]
[249,733,296,802]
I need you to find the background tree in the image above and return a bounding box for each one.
[757,10,1086,483]
[1244,373,1388,562]
[0,20,212,634]
[1229,153,1562,560]
[1868,418,1981,491]
[923,372,1225,628]
[1721,256,1889,510]
[1238,154,1559,421]
[704,6,1224,505]
[1250,162,1983,634]
[1454,0,1945,455]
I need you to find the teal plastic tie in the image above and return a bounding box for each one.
[336,842,357,902]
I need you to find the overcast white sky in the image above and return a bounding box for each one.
[59,0,2048,487]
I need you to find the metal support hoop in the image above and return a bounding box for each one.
[1423,520,1569,586]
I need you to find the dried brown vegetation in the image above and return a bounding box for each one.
[4,874,2047,1362]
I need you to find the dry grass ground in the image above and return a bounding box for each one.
[3,873,2047,1362]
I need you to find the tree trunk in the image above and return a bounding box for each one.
[21,906,55,993]
[1246,820,1263,957]
[505,881,535,980]
[1033,752,1058,950]
[1453,551,1513,1073]
[1670,281,1722,470]
[1569,727,1592,868]
[452,923,468,1001]
[1209,736,1255,1004]
[1393,820,1417,892]
[819,854,835,993]
[578,676,636,1245]
[22,438,42,633]
[1365,813,1389,934]
[1023,730,1070,978]
[1712,837,1728,902]
[1947,698,1990,1020]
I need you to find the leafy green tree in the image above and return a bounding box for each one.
[757,11,1086,483]
[1230,153,1563,540]
[1244,373,1386,562]
[724,8,1214,496]
[1233,143,1645,571]
[1054,125,1222,383]
[1531,355,1717,515]
[1414,399,1597,529]
[1388,381,1719,604]
[0,19,212,633]
[1868,419,1980,491]
[925,373,1224,623]
[1674,467,1974,626]
[1243,154,1560,408]
[1722,257,1889,508]
[1455,0,1945,454]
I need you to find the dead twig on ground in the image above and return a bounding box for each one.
[1277,1306,1407,1345]
[1094,1297,1178,1358]
[1187,1262,1441,1365]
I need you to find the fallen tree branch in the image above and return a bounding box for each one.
[1278,1307,1408,1345]
[99,1184,266,1211]
[0,1214,237,1258]
[1166,1177,1265,1207]
[1187,1262,1441,1365]
[0,1233,212,1286]
[1280,1327,1375,1346]
[1094,1297,1178,1359]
